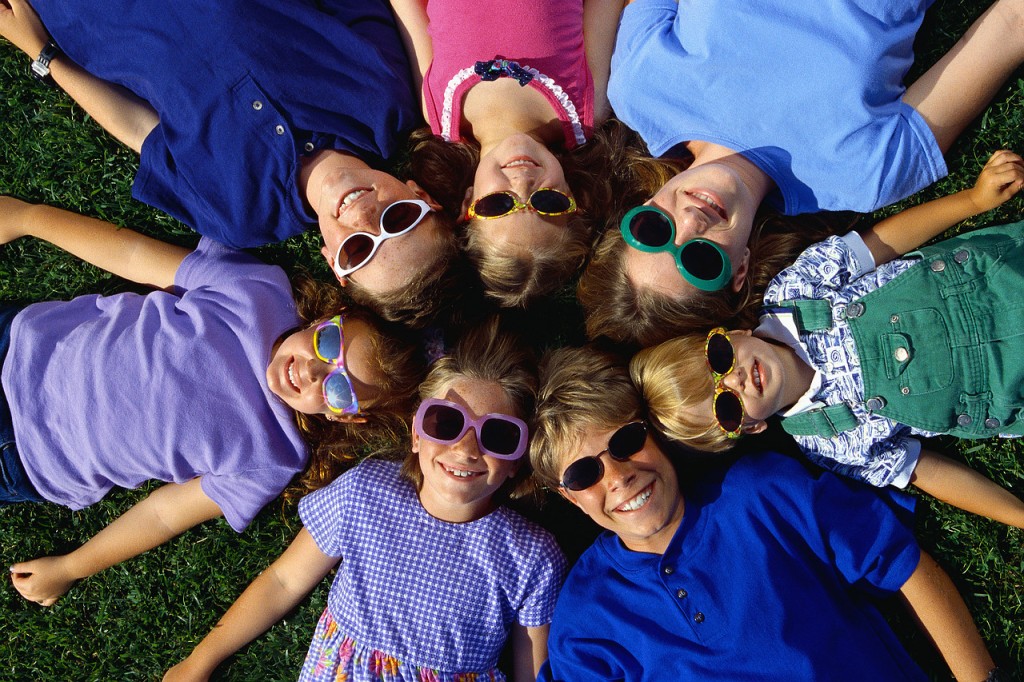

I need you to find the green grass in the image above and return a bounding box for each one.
[2,1,1024,679]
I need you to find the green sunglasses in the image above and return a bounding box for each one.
[619,205,732,292]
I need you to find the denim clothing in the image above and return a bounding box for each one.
[0,305,42,504]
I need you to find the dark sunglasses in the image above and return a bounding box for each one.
[559,421,648,491]
[705,328,743,438]
[332,199,433,278]
[620,205,732,291]
[312,316,360,415]
[413,398,529,460]
[467,189,577,219]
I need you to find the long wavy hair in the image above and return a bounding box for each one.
[578,152,856,349]
[405,121,648,307]
[285,274,426,497]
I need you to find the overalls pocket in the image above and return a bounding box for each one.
[882,308,953,394]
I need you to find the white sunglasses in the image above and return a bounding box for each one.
[331,199,433,278]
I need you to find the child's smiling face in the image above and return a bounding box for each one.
[412,377,522,523]
[266,316,382,419]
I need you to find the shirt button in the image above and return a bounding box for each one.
[957,413,972,427]
[676,589,687,599]
[893,347,909,362]
[953,249,970,264]
[845,302,864,318]
[930,259,946,272]
[275,125,285,135]
[901,387,910,395]
[865,396,886,411]
[663,566,674,575]
[252,100,263,110]
[984,417,1001,429]
[304,141,315,152]
[694,612,705,623]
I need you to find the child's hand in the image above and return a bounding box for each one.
[0,0,49,57]
[0,196,34,244]
[967,150,1024,213]
[9,555,77,606]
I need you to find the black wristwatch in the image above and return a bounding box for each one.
[30,40,61,85]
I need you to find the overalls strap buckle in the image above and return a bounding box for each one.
[779,403,859,437]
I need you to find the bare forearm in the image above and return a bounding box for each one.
[911,448,1024,529]
[21,203,188,288]
[863,190,979,264]
[900,550,994,681]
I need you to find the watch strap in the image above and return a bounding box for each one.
[31,40,61,84]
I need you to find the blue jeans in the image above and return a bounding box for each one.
[0,305,43,504]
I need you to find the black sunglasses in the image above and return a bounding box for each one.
[468,189,577,219]
[559,421,648,491]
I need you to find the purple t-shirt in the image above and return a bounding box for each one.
[2,238,306,531]
[298,459,567,673]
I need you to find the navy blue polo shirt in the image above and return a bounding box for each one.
[34,0,419,247]
[541,451,927,681]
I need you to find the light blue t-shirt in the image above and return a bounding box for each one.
[608,0,947,214]
[3,238,306,531]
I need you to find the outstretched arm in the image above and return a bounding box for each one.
[899,550,995,682]
[862,149,1024,265]
[0,197,190,289]
[584,0,625,124]
[911,447,1024,529]
[388,0,431,114]
[511,623,550,682]
[163,528,338,682]
[10,478,223,606]
[0,0,158,152]
[904,0,1024,154]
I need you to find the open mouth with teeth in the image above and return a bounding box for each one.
[615,483,653,513]
[442,463,485,480]
[286,358,301,392]
[501,157,540,170]
[685,190,728,222]
[752,360,764,394]
[336,188,371,218]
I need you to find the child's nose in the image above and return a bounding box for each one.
[601,453,636,490]
[721,367,744,391]
[451,427,482,459]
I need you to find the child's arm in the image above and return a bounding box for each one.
[10,478,222,606]
[388,0,431,114]
[0,197,190,289]
[899,549,995,682]
[511,623,550,682]
[584,0,625,124]
[163,528,338,682]
[862,149,1024,266]
[911,447,1024,529]
[0,0,158,152]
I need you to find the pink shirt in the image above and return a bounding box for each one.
[423,0,594,149]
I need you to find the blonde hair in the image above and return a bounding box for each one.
[286,274,426,497]
[530,345,641,489]
[401,317,539,500]
[629,334,737,454]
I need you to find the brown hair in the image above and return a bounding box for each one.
[577,154,855,349]
[406,122,647,307]
[401,317,539,501]
[285,274,426,497]
[630,334,737,454]
[530,345,642,489]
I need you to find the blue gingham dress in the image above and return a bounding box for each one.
[296,459,567,681]
[761,232,938,488]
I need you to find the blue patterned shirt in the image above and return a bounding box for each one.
[760,233,937,488]
[298,459,567,673]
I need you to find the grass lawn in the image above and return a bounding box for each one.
[2,0,1024,679]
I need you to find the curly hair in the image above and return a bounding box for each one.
[578,152,857,348]
[405,121,647,307]
[400,316,539,501]
[629,334,737,455]
[530,345,642,489]
[285,274,426,497]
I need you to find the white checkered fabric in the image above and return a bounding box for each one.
[296,459,566,681]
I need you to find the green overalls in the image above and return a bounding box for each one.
[780,221,1024,441]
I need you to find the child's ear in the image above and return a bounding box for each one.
[321,246,348,287]
[556,486,580,508]
[730,247,751,293]
[411,428,420,454]
[406,180,443,212]
[460,186,475,221]
[743,420,769,435]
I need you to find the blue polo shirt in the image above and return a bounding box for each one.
[34,0,418,247]
[608,0,946,214]
[540,451,926,681]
